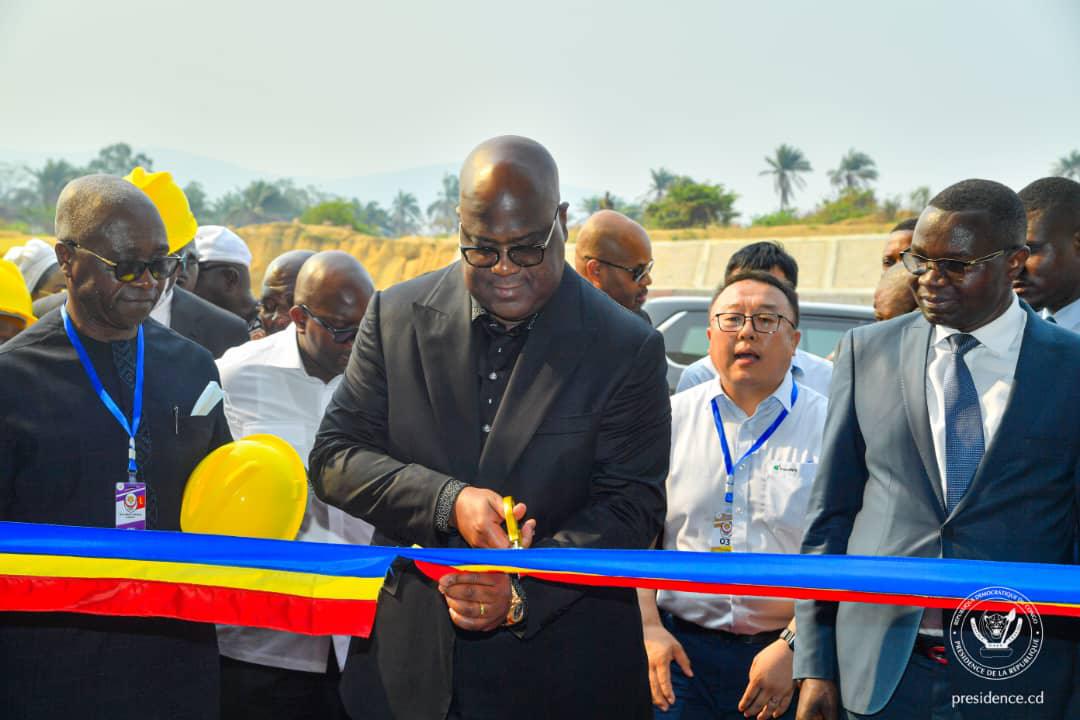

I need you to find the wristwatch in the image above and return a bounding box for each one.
[504,576,527,627]
[780,627,796,651]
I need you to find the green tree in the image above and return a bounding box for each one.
[27,158,82,208]
[909,186,931,213]
[299,199,380,234]
[827,149,878,191]
[356,201,392,236]
[1053,150,1080,180]
[85,143,154,176]
[760,144,812,210]
[579,192,643,222]
[648,167,677,200]
[644,177,738,228]
[804,189,879,224]
[390,190,422,236]
[215,179,310,226]
[426,173,459,234]
[183,181,210,223]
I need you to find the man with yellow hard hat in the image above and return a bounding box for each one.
[0,258,36,343]
[33,167,249,358]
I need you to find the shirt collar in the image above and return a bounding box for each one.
[261,323,307,371]
[1052,295,1080,328]
[708,367,797,418]
[932,293,1024,357]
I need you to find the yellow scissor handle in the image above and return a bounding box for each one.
[502,495,522,549]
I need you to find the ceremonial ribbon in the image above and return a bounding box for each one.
[2,522,1080,637]
[61,305,145,482]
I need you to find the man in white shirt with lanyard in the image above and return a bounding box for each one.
[215,251,375,720]
[639,270,828,720]
[1013,176,1080,332]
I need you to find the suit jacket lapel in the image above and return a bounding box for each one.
[949,305,1043,519]
[413,266,482,481]
[170,290,203,344]
[900,314,947,514]
[476,269,595,489]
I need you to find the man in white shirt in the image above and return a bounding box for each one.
[216,250,376,720]
[640,271,828,720]
[675,242,832,398]
[1013,177,1080,332]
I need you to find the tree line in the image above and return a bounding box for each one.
[3,143,1078,237]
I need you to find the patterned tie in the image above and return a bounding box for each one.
[944,333,983,513]
[113,339,156,527]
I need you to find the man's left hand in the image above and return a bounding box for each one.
[438,572,513,632]
[737,638,796,719]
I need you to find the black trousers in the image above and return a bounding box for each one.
[220,646,348,720]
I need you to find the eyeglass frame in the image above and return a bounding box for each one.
[62,241,181,283]
[584,256,655,283]
[458,202,568,269]
[299,304,360,344]
[900,248,1015,278]
[713,312,796,334]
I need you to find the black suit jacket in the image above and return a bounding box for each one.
[33,288,249,359]
[170,287,250,358]
[310,263,671,720]
[0,311,232,719]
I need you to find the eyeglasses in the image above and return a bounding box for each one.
[459,203,568,269]
[900,249,1011,278]
[300,305,359,344]
[713,312,795,333]
[585,256,654,283]
[64,242,180,283]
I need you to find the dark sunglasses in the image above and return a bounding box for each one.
[300,305,359,344]
[900,248,1012,279]
[65,242,180,283]
[458,203,568,269]
[585,256,654,283]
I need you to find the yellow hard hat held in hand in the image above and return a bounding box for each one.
[181,434,308,540]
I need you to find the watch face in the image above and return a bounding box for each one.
[510,603,525,623]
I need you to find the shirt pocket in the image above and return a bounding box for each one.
[752,461,817,527]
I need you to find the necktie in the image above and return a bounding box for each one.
[944,333,983,513]
[113,339,156,527]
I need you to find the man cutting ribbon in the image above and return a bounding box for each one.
[0,174,233,719]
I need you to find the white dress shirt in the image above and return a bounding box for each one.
[925,294,1026,498]
[658,371,828,634]
[1045,296,1080,333]
[215,325,374,673]
[149,285,173,328]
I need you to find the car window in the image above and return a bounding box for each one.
[799,317,864,358]
[659,310,709,365]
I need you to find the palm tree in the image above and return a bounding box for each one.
[390,190,422,236]
[828,149,878,191]
[426,173,459,234]
[648,167,676,200]
[1052,150,1080,180]
[760,145,812,210]
[27,158,82,208]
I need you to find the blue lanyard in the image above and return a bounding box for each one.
[61,305,144,482]
[710,382,798,479]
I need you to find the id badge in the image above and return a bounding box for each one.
[709,511,733,552]
[115,482,146,530]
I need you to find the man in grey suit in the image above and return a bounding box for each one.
[794,179,1080,720]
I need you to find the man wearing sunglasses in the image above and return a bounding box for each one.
[0,174,232,719]
[216,251,374,720]
[574,209,655,322]
[311,135,670,720]
[795,180,1080,720]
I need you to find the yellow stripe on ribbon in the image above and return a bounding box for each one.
[0,552,383,601]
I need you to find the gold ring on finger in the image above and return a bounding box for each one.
[479,603,486,617]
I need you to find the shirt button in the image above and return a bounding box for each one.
[482,424,491,433]
[497,348,503,353]
[487,398,493,405]
[488,372,497,380]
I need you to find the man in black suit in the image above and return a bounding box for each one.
[0,174,232,718]
[310,135,671,720]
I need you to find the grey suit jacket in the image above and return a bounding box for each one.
[794,305,1080,715]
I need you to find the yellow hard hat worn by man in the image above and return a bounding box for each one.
[124,167,199,254]
[0,258,36,343]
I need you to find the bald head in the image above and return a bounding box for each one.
[575,210,654,312]
[459,135,560,230]
[290,251,375,382]
[56,174,166,252]
[258,249,316,334]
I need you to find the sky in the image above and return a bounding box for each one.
[2,0,1078,220]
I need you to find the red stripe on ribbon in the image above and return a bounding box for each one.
[0,575,378,636]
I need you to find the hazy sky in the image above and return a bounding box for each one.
[2,0,1078,218]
